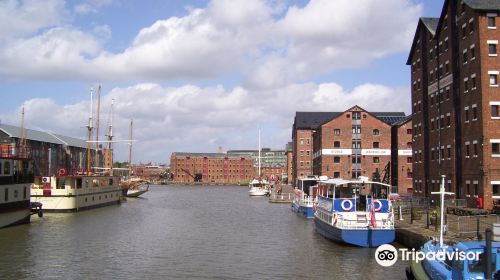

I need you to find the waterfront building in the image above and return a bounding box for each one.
[292,109,408,188]
[0,123,95,176]
[170,152,254,184]
[227,148,287,168]
[311,106,409,192]
[391,116,414,194]
[407,0,500,209]
[286,142,293,184]
[131,163,169,181]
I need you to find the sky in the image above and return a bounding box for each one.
[0,0,445,164]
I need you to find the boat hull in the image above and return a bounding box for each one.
[0,208,30,229]
[291,203,314,219]
[126,189,148,197]
[314,216,395,247]
[248,190,267,196]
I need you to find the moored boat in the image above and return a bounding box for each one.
[314,176,395,247]
[248,178,270,196]
[31,174,121,212]
[124,178,150,197]
[0,144,39,228]
[291,175,319,219]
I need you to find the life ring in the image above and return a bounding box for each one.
[374,199,383,212]
[58,168,67,176]
[341,199,353,211]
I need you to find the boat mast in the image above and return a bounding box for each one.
[86,88,94,175]
[95,85,101,171]
[431,175,453,247]
[20,106,27,148]
[107,99,114,176]
[128,119,133,176]
[258,129,261,178]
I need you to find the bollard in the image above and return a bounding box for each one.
[486,228,493,280]
[426,208,429,229]
[477,217,481,241]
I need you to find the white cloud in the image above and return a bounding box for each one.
[0,0,67,39]
[1,82,410,163]
[0,0,422,84]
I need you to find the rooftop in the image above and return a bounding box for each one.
[294,111,407,130]
[0,123,87,149]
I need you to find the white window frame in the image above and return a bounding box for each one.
[491,101,500,119]
[488,40,498,57]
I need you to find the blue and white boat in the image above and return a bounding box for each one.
[313,176,395,247]
[291,176,319,218]
[407,240,500,280]
[406,175,500,279]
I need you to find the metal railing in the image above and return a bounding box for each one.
[456,215,499,239]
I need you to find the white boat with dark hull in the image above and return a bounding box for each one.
[31,175,121,212]
[0,144,38,229]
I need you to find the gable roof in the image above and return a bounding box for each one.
[293,109,407,130]
[463,0,500,10]
[0,123,87,148]
[406,17,440,65]
[294,112,342,129]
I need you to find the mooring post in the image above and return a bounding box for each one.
[486,228,492,280]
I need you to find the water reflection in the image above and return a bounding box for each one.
[0,186,407,279]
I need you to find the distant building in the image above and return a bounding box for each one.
[407,0,500,209]
[292,109,408,187]
[170,152,254,184]
[227,149,287,168]
[286,142,293,184]
[131,163,168,181]
[0,123,97,176]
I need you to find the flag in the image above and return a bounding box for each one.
[370,197,376,228]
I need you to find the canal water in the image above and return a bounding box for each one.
[0,185,408,279]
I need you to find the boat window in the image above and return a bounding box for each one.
[76,178,82,189]
[109,179,113,186]
[4,188,8,202]
[23,187,27,199]
[85,179,89,188]
[468,252,495,273]
[0,162,2,175]
[58,178,66,189]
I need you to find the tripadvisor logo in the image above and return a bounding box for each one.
[374,243,481,267]
[375,244,398,267]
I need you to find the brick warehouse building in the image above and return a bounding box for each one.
[407,0,500,209]
[170,152,254,184]
[310,106,412,194]
[392,117,414,194]
[292,109,408,188]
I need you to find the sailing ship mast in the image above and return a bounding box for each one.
[128,119,133,176]
[20,107,27,148]
[105,99,114,176]
[86,88,94,175]
[95,85,101,171]
[258,129,261,178]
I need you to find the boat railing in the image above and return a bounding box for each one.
[270,192,292,201]
[294,194,315,206]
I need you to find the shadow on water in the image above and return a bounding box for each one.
[0,185,407,279]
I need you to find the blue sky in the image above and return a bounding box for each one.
[0,0,445,164]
